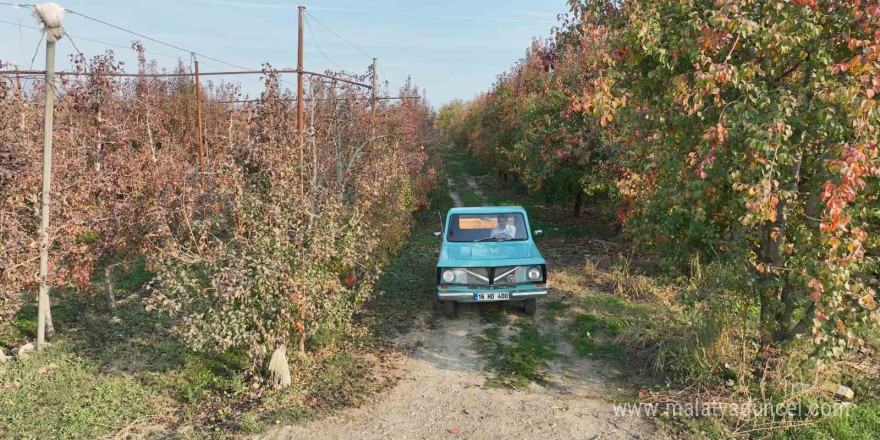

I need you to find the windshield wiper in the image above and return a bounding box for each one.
[474,237,498,243]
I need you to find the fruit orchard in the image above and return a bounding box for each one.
[440,0,880,359]
[1,47,437,367]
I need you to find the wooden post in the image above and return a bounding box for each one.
[371,58,377,118]
[297,6,305,136]
[194,59,205,173]
[297,6,305,196]
[37,28,57,349]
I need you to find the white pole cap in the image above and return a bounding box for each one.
[33,2,65,42]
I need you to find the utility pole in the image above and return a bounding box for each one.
[297,5,305,196]
[194,59,205,174]
[371,58,377,118]
[297,6,305,136]
[34,2,65,349]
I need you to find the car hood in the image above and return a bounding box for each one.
[439,241,545,267]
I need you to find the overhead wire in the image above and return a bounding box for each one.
[303,15,347,74]
[0,17,38,30]
[27,31,43,69]
[304,11,371,59]
[64,8,253,72]
[305,10,391,89]
[0,18,187,61]
[18,5,295,90]
[6,4,380,96]
[61,27,88,69]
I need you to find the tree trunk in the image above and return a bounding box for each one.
[573,190,583,218]
[544,185,554,206]
[44,297,54,338]
[146,107,157,163]
[104,265,116,309]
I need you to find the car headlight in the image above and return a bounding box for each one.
[441,269,456,283]
[527,266,542,281]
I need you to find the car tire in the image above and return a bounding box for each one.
[523,298,537,316]
[442,301,457,319]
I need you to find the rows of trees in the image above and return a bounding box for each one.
[1,46,436,371]
[441,0,879,360]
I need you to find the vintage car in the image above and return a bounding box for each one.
[435,206,547,318]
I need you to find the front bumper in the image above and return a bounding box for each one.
[437,285,547,302]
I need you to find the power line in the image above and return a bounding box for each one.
[68,35,183,61]
[304,15,346,73]
[28,31,43,70]
[63,8,298,89]
[0,17,185,61]
[304,10,392,91]
[0,18,39,30]
[0,68,373,88]
[64,8,252,72]
[304,11,372,59]
[61,26,87,67]
[7,5,376,92]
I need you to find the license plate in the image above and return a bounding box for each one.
[473,292,510,301]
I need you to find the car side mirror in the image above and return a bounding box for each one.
[533,230,543,237]
[433,231,442,237]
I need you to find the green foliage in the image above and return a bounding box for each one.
[111,257,155,292]
[445,0,880,359]
[361,187,453,338]
[155,351,248,403]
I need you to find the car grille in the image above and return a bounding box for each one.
[492,266,526,285]
[443,267,534,286]
[453,268,490,285]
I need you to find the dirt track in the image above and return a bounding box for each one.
[262,173,663,440]
[263,302,660,440]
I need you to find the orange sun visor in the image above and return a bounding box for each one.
[458,216,498,229]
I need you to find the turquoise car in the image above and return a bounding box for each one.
[435,206,547,318]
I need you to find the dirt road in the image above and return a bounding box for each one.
[263,171,662,440]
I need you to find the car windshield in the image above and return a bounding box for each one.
[447,213,528,242]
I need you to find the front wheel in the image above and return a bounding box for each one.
[523,298,537,316]
[442,301,458,319]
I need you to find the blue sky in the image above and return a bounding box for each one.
[0,0,567,106]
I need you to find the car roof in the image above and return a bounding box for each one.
[447,206,527,215]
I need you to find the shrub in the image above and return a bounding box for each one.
[1,51,438,376]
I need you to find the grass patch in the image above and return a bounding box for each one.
[150,349,248,403]
[0,345,159,439]
[459,190,483,207]
[445,149,487,179]
[567,314,626,358]
[477,318,555,388]
[305,351,374,409]
[542,300,567,321]
[776,402,880,440]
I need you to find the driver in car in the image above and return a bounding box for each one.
[490,214,516,239]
